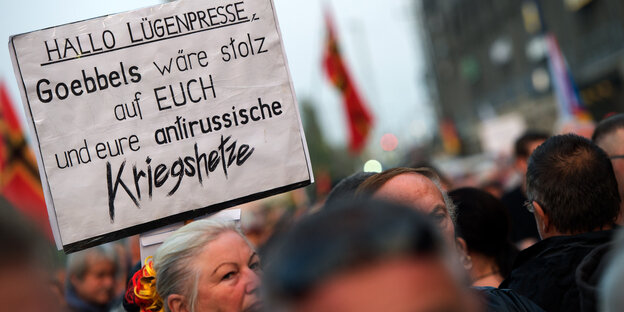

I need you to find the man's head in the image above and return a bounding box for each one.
[513,130,549,175]
[67,245,117,306]
[526,134,620,238]
[357,167,456,243]
[262,199,479,312]
[593,113,624,222]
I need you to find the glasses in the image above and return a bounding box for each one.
[524,200,536,213]
[609,155,624,160]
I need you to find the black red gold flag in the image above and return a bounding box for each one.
[0,82,52,240]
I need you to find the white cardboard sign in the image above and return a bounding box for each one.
[9,0,312,252]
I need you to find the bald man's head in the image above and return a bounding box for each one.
[358,168,456,243]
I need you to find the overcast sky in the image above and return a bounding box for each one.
[0,0,433,157]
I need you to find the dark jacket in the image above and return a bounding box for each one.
[500,230,614,312]
[575,241,613,312]
[477,287,545,312]
[66,284,111,312]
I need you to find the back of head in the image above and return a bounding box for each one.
[514,130,550,159]
[0,197,49,267]
[262,198,458,310]
[449,187,517,277]
[592,113,624,147]
[0,198,61,312]
[526,134,620,234]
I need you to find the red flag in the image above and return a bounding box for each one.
[0,81,52,240]
[322,13,373,153]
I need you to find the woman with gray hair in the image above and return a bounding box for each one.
[125,219,262,312]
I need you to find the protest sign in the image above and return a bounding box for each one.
[9,0,313,252]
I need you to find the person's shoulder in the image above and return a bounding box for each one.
[475,287,545,312]
[502,230,616,287]
[498,238,563,288]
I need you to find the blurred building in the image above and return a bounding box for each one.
[418,0,624,154]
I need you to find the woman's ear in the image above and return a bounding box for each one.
[167,294,189,312]
[455,237,472,270]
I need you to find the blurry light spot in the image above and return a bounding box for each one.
[532,67,550,93]
[526,36,547,62]
[380,133,398,151]
[490,36,513,65]
[363,159,382,173]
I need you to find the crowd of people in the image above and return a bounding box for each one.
[4,113,624,312]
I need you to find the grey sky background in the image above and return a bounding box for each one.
[1,0,433,158]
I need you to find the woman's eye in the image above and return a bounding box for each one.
[249,261,261,271]
[222,271,236,281]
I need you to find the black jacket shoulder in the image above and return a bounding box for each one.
[500,230,614,312]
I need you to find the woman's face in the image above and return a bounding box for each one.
[194,231,262,312]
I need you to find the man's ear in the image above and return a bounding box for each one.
[533,201,551,237]
[167,294,189,312]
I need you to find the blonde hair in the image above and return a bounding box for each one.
[153,219,245,312]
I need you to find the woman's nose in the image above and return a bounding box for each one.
[244,268,261,294]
